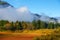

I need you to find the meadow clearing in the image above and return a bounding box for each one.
[0,29,60,40]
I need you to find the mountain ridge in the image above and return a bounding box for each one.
[0,1,13,8]
[0,1,60,23]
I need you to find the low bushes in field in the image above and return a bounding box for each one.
[33,28,60,40]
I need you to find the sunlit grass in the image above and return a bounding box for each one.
[0,28,60,40]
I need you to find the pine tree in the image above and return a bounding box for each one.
[36,20,41,29]
[15,21,23,30]
[48,22,54,29]
[10,22,16,31]
[32,20,37,30]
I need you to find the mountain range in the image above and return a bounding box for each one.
[0,1,60,23]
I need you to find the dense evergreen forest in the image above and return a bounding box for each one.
[0,20,60,32]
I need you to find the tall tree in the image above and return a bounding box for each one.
[32,20,37,30]
[10,22,16,31]
[36,20,41,29]
[48,22,54,29]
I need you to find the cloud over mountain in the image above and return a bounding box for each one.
[0,1,59,23]
[17,6,29,13]
[0,1,38,22]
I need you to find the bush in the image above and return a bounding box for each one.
[33,37,40,40]
[33,29,60,40]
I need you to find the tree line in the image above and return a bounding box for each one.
[0,20,60,32]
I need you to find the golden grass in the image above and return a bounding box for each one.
[0,28,60,40]
[0,28,60,36]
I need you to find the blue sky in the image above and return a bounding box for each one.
[3,0,60,17]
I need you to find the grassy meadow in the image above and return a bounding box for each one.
[0,20,60,40]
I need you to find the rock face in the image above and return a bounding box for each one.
[0,1,59,23]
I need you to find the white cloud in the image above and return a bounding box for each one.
[17,6,29,13]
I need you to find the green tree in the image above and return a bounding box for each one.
[36,20,41,29]
[48,22,54,29]
[10,22,16,31]
[32,20,37,30]
[15,21,23,30]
